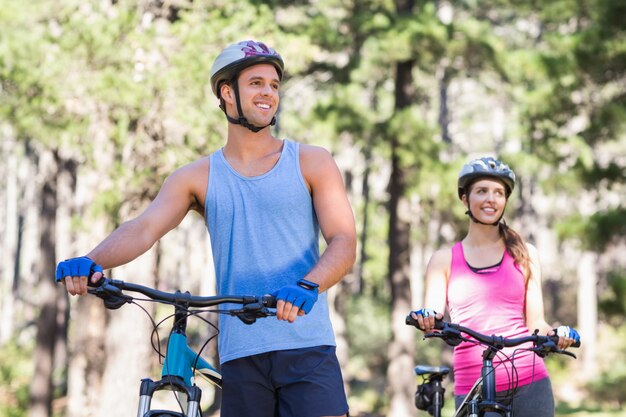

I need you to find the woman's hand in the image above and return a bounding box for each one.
[410,308,442,333]
[550,325,581,350]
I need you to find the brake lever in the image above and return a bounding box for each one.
[88,283,133,310]
[530,342,577,359]
[423,329,464,347]
[559,350,577,359]
[243,302,277,316]
[231,303,276,325]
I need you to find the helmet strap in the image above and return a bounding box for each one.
[220,79,276,133]
[465,209,502,226]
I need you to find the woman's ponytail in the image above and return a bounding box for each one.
[499,222,531,283]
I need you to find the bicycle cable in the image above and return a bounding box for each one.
[109,295,221,416]
[444,333,525,411]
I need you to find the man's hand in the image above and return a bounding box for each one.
[55,256,103,296]
[275,279,319,323]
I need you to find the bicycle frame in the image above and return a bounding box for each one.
[137,301,220,417]
[453,346,510,417]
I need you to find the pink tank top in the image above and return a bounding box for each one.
[447,242,548,395]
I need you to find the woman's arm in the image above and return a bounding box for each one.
[413,248,451,332]
[523,243,553,335]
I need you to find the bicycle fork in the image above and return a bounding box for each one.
[137,376,202,417]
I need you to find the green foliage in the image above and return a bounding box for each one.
[0,1,86,145]
[598,269,626,325]
[555,208,626,251]
[346,292,391,412]
[587,367,626,409]
[580,161,626,186]
[0,341,32,417]
[585,325,626,409]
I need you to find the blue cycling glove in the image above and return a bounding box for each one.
[555,325,581,344]
[413,308,437,318]
[275,279,319,314]
[55,256,103,282]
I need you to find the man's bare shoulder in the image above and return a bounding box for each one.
[164,156,211,209]
[297,143,341,191]
[298,143,339,174]
[169,156,210,181]
[298,142,333,163]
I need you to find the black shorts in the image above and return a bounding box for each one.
[220,345,349,417]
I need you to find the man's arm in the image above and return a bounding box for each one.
[63,160,207,295]
[275,145,356,322]
[300,145,357,292]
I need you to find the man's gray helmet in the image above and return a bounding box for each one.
[457,156,516,199]
[210,40,284,99]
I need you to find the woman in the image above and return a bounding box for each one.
[412,156,580,417]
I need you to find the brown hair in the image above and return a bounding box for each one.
[498,222,531,283]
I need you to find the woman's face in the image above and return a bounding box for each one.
[462,178,508,224]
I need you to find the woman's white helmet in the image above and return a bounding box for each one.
[210,40,284,99]
[457,156,516,199]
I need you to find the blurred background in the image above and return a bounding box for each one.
[0,0,624,416]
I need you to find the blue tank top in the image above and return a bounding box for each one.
[205,139,336,364]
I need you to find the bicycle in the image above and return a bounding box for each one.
[406,315,580,417]
[75,277,277,417]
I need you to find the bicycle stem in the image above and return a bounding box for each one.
[481,346,498,403]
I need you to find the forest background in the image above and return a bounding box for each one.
[0,1,624,417]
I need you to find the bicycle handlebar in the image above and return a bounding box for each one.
[88,277,277,313]
[405,315,580,357]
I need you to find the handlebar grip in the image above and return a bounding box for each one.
[550,336,580,347]
[405,314,419,327]
[405,314,444,331]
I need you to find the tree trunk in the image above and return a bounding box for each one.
[577,251,597,380]
[330,279,351,395]
[0,136,18,344]
[92,186,159,416]
[66,294,108,417]
[94,255,156,417]
[386,48,416,416]
[438,62,452,144]
[29,149,61,417]
[357,138,373,294]
[386,143,416,417]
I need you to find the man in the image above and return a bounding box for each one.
[56,40,356,417]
